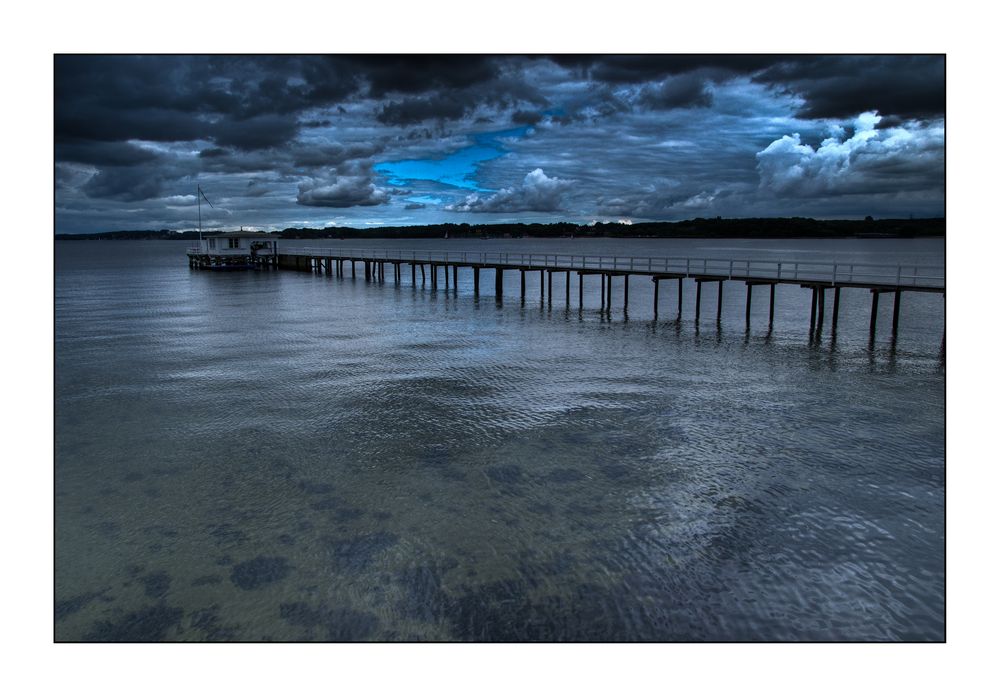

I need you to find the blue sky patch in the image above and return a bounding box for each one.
[375,126,530,192]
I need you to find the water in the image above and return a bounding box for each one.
[55,238,945,641]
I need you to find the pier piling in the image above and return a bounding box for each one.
[717,281,724,323]
[809,287,817,334]
[817,287,826,335]
[892,289,902,336]
[831,287,841,333]
[695,281,702,323]
[869,289,880,338]
[769,284,776,328]
[653,278,659,318]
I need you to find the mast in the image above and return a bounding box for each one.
[197,185,213,246]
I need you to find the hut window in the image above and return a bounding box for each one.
[229,238,239,248]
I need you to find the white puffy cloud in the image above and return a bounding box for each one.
[446,168,573,213]
[755,111,944,197]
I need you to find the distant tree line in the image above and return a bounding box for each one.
[55,217,945,241]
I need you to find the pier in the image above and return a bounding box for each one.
[188,246,945,342]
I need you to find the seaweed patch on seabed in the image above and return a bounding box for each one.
[279,602,378,640]
[206,522,249,545]
[188,605,240,640]
[55,588,113,622]
[230,556,292,590]
[443,579,633,641]
[140,571,172,599]
[191,574,223,586]
[84,604,184,641]
[329,532,399,572]
[485,464,523,485]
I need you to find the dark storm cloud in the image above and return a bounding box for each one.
[637,74,714,110]
[297,174,391,208]
[752,55,945,120]
[549,54,944,120]
[56,140,160,167]
[82,165,173,201]
[357,55,502,97]
[551,54,784,83]
[512,110,544,125]
[210,114,301,150]
[376,93,472,125]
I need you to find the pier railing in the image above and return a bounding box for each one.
[279,247,945,289]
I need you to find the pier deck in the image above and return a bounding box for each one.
[187,245,945,341]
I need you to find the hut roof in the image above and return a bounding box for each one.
[205,231,274,239]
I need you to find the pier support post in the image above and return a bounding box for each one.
[745,283,752,328]
[695,281,702,323]
[653,278,659,318]
[474,267,480,296]
[892,289,902,336]
[352,261,356,278]
[540,270,544,302]
[809,287,817,334]
[547,270,552,305]
[431,264,438,290]
[817,287,826,334]
[716,280,724,323]
[678,278,683,317]
[869,290,879,338]
[444,264,449,290]
[453,265,458,289]
[495,268,503,298]
[365,261,371,281]
[769,284,776,328]
[566,271,571,305]
[520,270,526,300]
[624,275,629,312]
[607,274,613,312]
[411,263,416,286]
[578,272,583,308]
[831,287,841,333]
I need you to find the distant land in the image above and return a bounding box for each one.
[55,217,945,241]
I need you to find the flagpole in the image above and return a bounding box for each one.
[198,184,202,244]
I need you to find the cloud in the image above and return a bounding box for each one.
[446,168,573,213]
[755,111,945,197]
[753,55,944,120]
[296,176,390,207]
[211,114,301,150]
[637,74,713,110]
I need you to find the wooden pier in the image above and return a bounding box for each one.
[188,246,945,342]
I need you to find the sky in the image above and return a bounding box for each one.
[54,55,945,234]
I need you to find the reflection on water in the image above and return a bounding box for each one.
[55,240,944,641]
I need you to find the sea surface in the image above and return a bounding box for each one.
[54,237,945,641]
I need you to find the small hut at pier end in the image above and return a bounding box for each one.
[187,230,279,270]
